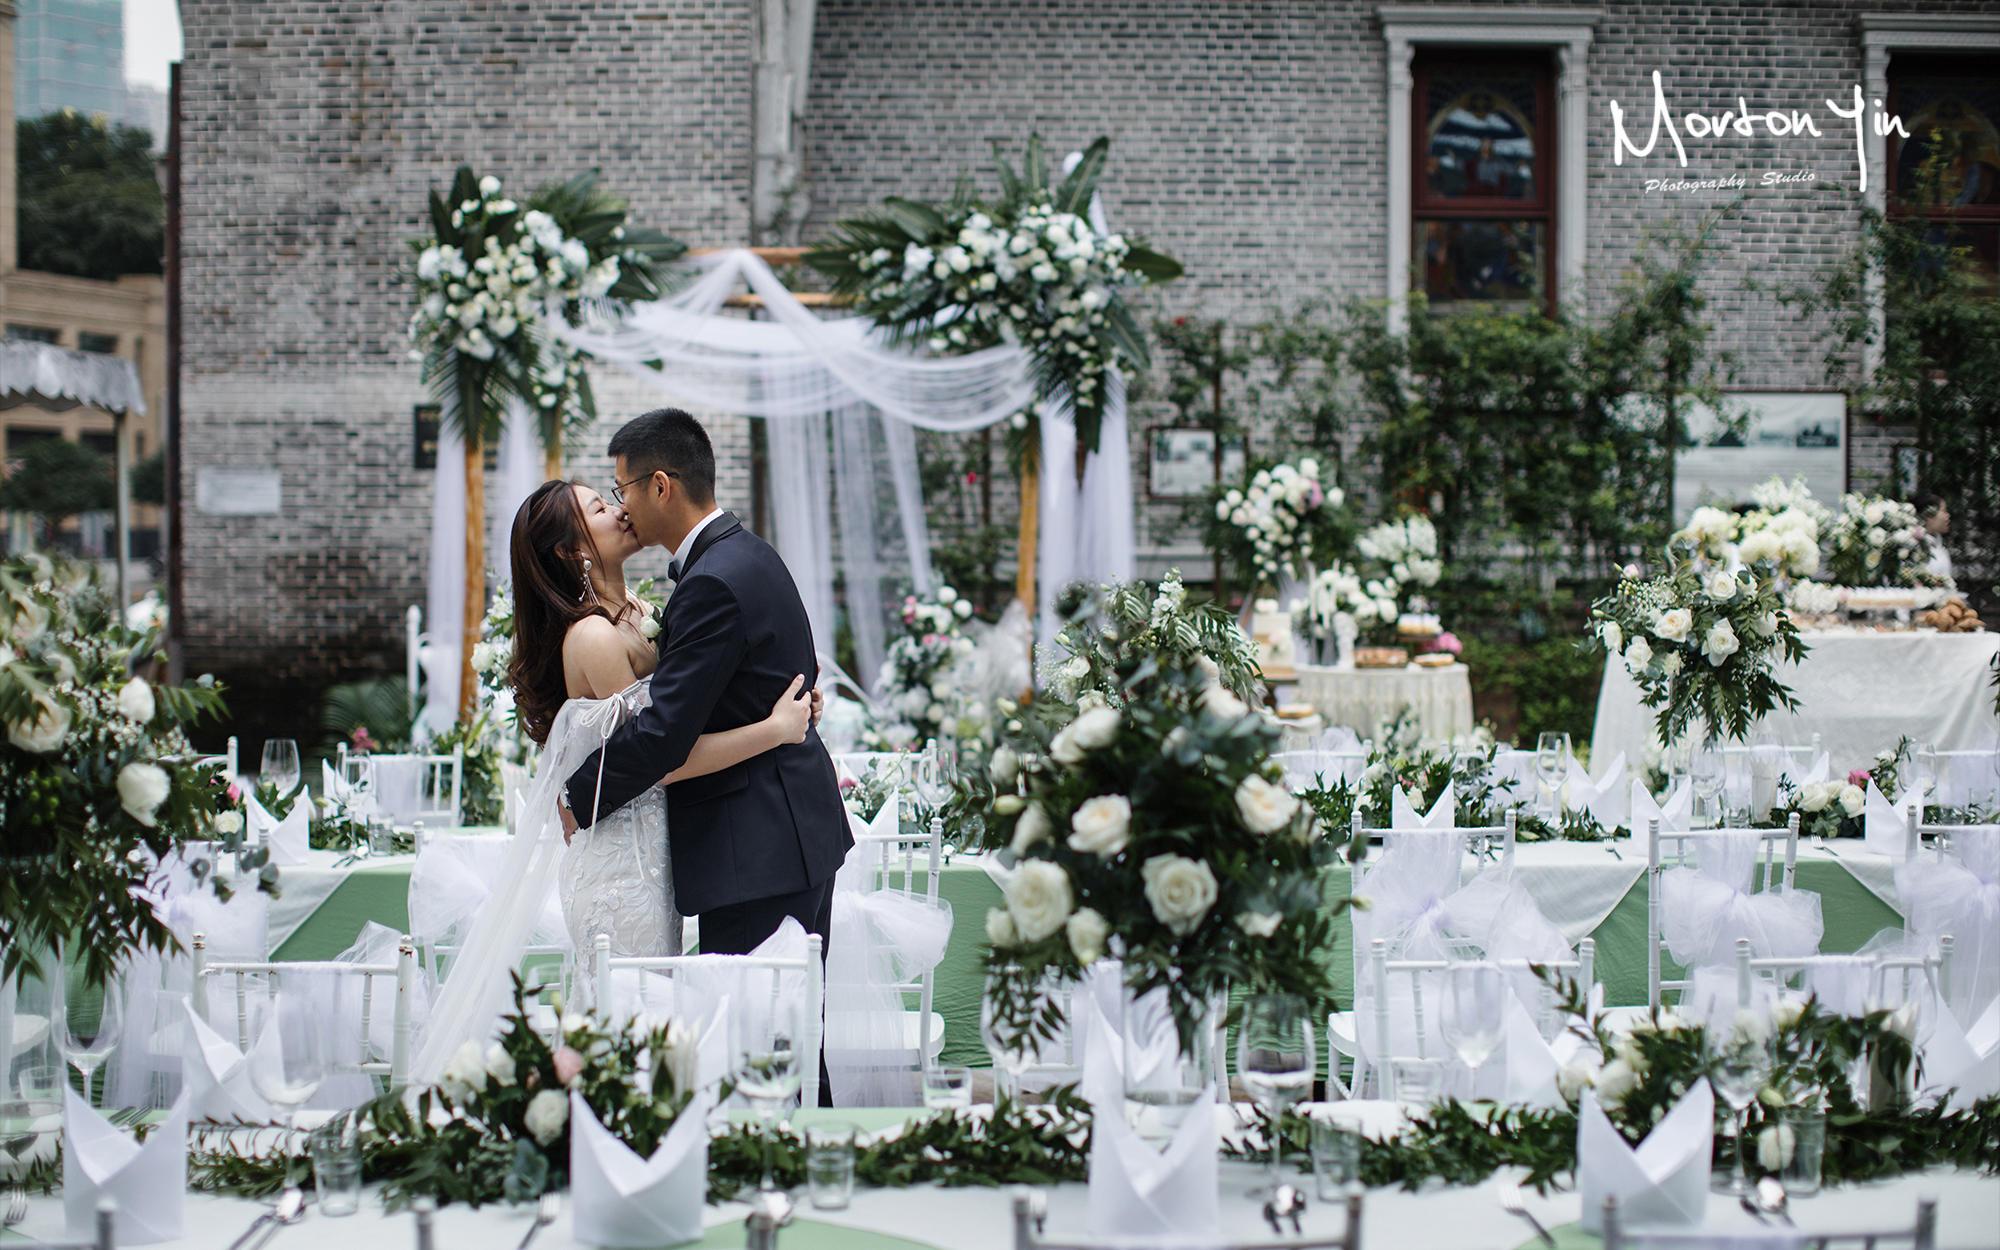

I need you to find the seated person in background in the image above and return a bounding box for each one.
[1911,492,1954,585]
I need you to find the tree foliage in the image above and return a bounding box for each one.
[0,439,114,542]
[16,111,163,281]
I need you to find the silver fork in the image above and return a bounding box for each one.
[1498,1182,1555,1248]
[4,1187,28,1227]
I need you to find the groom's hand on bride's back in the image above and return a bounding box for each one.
[769,674,814,746]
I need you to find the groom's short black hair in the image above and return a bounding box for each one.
[610,409,715,505]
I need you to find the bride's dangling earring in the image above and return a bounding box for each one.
[579,558,593,604]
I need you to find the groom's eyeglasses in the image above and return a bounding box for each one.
[610,471,678,506]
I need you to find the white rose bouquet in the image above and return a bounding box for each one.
[977,585,1338,1052]
[0,554,251,987]
[806,135,1182,456]
[861,585,985,751]
[1206,456,1351,590]
[1823,493,1928,588]
[1588,557,1807,745]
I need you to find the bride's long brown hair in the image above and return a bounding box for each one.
[508,480,614,745]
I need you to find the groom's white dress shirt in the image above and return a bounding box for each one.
[670,507,726,579]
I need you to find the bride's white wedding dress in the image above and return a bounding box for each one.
[558,680,683,975]
[411,677,680,1085]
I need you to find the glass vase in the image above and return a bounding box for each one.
[1120,984,1219,1147]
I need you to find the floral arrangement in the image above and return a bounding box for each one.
[0,553,258,986]
[471,580,665,705]
[1206,456,1349,590]
[862,585,983,752]
[1040,571,1263,709]
[1670,505,1740,565]
[1736,477,1827,579]
[407,167,683,441]
[1785,580,1842,617]
[806,136,1182,454]
[1295,563,1382,658]
[1589,561,1807,745]
[976,586,1340,1051]
[1824,493,1928,588]
[1357,514,1444,592]
[1294,514,1445,651]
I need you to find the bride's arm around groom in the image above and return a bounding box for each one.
[564,408,853,958]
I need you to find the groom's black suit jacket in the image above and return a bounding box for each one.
[564,514,852,916]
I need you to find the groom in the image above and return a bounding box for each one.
[562,409,852,996]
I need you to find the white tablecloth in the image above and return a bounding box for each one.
[1591,630,2000,774]
[10,1157,1994,1250]
[1297,662,1474,743]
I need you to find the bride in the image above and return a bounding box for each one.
[411,479,820,1082]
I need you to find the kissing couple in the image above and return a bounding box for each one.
[416,408,852,1103]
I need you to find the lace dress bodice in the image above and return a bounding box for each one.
[557,680,681,984]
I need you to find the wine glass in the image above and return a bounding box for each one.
[246,991,327,1154]
[1708,1013,1773,1196]
[1534,733,1569,821]
[911,739,948,816]
[980,968,1033,1106]
[1236,994,1315,1197]
[1437,965,1506,1092]
[261,738,302,801]
[733,983,805,1193]
[56,965,122,1107]
[1691,742,1727,829]
[1910,743,1938,806]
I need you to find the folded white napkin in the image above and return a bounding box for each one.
[1782,751,1830,788]
[1390,783,1455,830]
[1864,779,1922,859]
[321,760,358,811]
[1922,993,2000,1111]
[181,1000,273,1122]
[1085,1081,1219,1237]
[1500,993,1565,1108]
[846,799,898,842]
[568,1088,711,1248]
[1628,780,1693,841]
[246,795,309,866]
[1578,1079,1712,1234]
[64,1089,186,1244]
[1567,753,1628,829]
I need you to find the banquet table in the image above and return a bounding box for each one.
[1294,662,1474,743]
[1590,628,2000,775]
[5,1107,1994,1250]
[271,839,1909,1072]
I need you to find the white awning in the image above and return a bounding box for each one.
[0,338,146,415]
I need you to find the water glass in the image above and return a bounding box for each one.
[922,1066,973,1113]
[1773,1107,1826,1197]
[1389,1058,1444,1108]
[804,1121,859,1211]
[1307,1114,1363,1200]
[309,1120,363,1216]
[57,964,122,1106]
[1691,742,1727,828]
[16,1064,64,1105]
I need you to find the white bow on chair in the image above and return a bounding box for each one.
[1896,826,2000,1024]
[1659,830,1823,968]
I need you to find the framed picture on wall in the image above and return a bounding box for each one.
[1149,427,1245,499]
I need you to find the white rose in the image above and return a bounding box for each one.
[658,1019,701,1094]
[936,585,957,605]
[117,677,155,723]
[990,745,1019,786]
[1200,683,1248,721]
[1005,859,1075,943]
[1653,608,1693,642]
[1140,854,1218,937]
[523,1088,569,1145]
[1839,784,1866,817]
[1235,911,1281,938]
[214,810,244,835]
[440,1040,487,1103]
[485,1043,517,1086]
[10,595,49,641]
[954,599,973,619]
[1659,652,1684,677]
[1594,1058,1640,1108]
[639,615,660,640]
[1750,612,1778,638]
[1067,794,1132,857]
[1800,782,1832,813]
[1707,571,1738,601]
[1771,999,1807,1031]
[116,763,170,827]
[1623,637,1654,672]
[985,906,1019,948]
[1557,1058,1597,1102]
[1066,908,1110,965]
[1601,622,1623,654]
[1050,723,1084,766]
[1233,774,1298,836]
[1069,705,1121,752]
[1009,803,1054,856]
[7,694,71,753]
[1757,1124,1797,1172]
[1702,620,1740,666]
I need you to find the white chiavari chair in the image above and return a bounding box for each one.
[1647,815,1805,1011]
[1601,1194,1936,1250]
[824,816,949,1103]
[189,930,417,1090]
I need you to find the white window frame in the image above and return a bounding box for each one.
[1856,14,2000,377]
[1379,6,1599,333]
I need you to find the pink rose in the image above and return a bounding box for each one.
[553,1046,585,1086]
[1847,769,1871,788]
[838,776,858,792]
[225,783,242,803]
[1424,631,1463,655]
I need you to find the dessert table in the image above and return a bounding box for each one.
[269,841,1909,1072]
[1294,662,1474,743]
[1590,628,2000,775]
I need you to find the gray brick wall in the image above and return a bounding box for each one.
[177,0,1990,711]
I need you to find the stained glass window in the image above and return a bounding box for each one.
[1413,54,1555,312]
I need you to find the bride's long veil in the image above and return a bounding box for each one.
[409,688,642,1085]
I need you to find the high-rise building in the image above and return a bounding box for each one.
[12,0,124,126]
